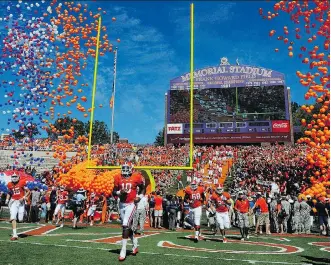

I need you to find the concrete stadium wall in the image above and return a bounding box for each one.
[0,150,77,172]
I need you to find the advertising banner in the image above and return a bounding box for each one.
[167,132,291,144]
[167,124,183,134]
[271,120,290,133]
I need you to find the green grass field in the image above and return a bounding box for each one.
[0,221,329,265]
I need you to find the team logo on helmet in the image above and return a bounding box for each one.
[190,181,198,190]
[216,184,224,195]
[121,163,133,178]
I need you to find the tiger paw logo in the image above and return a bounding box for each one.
[158,235,303,255]
[309,242,330,252]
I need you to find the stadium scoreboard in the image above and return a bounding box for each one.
[166,59,292,144]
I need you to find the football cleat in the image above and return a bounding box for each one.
[119,248,126,261]
[10,236,18,241]
[132,247,139,255]
[223,237,228,243]
[194,237,199,243]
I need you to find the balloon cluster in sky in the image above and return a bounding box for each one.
[0,0,116,137]
[261,0,330,199]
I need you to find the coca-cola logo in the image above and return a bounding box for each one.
[272,121,290,132]
[272,123,288,128]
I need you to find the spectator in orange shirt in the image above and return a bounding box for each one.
[252,192,271,235]
[154,191,163,229]
[234,192,250,240]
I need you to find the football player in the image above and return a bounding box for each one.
[72,189,86,229]
[87,192,99,226]
[209,184,231,243]
[6,173,30,240]
[113,163,145,261]
[53,185,68,227]
[184,181,205,243]
[206,200,217,234]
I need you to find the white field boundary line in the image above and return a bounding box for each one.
[17,226,45,236]
[42,226,61,235]
[0,221,43,226]
[0,240,313,265]
[35,232,122,237]
[0,226,38,230]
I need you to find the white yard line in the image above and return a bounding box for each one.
[17,226,43,235]
[0,226,38,230]
[0,240,312,265]
[36,232,121,237]
[273,237,291,242]
[42,226,61,235]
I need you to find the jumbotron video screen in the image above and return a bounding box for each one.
[169,85,287,123]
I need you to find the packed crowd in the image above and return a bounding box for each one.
[229,145,308,196]
[0,143,329,238]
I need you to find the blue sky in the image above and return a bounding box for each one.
[0,1,325,144]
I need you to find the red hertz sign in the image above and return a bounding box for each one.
[272,120,290,133]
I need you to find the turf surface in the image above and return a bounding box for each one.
[0,221,329,265]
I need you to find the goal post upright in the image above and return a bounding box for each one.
[86,4,195,170]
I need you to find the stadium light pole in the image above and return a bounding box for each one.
[164,92,168,146]
[110,47,118,144]
[287,87,294,145]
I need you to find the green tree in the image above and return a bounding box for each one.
[13,123,40,140]
[290,101,329,142]
[154,127,165,146]
[47,117,120,144]
[85,120,110,145]
[111,131,120,143]
[291,102,309,126]
[47,117,85,141]
[72,119,86,138]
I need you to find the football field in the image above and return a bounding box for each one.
[0,222,329,265]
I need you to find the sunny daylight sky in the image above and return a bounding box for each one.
[0,1,325,144]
